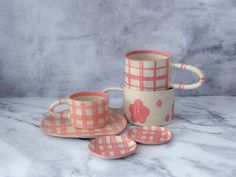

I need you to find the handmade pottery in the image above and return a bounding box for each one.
[103,87,174,126]
[125,50,205,91]
[48,92,109,129]
[127,125,172,144]
[88,136,138,159]
[41,110,127,138]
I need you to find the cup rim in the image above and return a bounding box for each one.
[125,50,172,62]
[123,86,174,92]
[69,91,108,102]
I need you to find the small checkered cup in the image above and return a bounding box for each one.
[125,50,205,91]
[48,92,109,129]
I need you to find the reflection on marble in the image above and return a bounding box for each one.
[0,96,236,177]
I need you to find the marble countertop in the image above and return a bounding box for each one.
[0,96,236,177]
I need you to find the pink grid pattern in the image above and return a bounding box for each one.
[40,110,127,138]
[127,125,172,144]
[70,99,109,129]
[125,59,169,91]
[88,136,138,159]
[49,99,109,129]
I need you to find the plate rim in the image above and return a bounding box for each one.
[127,125,173,145]
[40,110,127,138]
[88,135,138,159]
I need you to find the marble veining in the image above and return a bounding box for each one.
[0,96,236,177]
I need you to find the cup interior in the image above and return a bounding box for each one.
[69,92,108,102]
[126,50,171,61]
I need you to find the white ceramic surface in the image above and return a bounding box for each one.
[103,87,175,126]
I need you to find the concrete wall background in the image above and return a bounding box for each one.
[0,0,236,97]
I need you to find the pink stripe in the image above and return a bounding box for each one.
[125,73,167,81]
[200,77,205,81]
[128,59,131,89]
[125,50,172,59]
[181,64,187,69]
[80,103,87,127]
[178,83,182,90]
[165,59,169,89]
[153,61,157,91]
[139,60,144,91]
[74,101,108,109]
[102,136,109,157]
[102,99,107,124]
[124,82,166,90]
[125,64,167,70]
[92,101,98,127]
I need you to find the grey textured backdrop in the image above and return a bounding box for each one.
[0,0,236,97]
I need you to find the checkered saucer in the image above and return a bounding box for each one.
[40,110,127,138]
[88,136,138,159]
[127,125,172,144]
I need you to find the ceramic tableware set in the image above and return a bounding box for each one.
[41,50,205,159]
[41,92,127,138]
[103,50,205,126]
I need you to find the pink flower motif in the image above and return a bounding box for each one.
[129,99,150,123]
[165,114,170,122]
[156,99,162,107]
[171,102,175,120]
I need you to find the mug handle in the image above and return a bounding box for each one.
[171,63,205,90]
[48,99,70,119]
[102,87,124,109]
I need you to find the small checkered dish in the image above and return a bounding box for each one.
[127,125,172,144]
[88,136,138,159]
[40,110,127,138]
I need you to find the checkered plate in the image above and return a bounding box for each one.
[127,125,172,144]
[88,136,138,159]
[40,110,127,138]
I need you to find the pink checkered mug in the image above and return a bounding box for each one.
[125,50,205,91]
[48,92,109,129]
